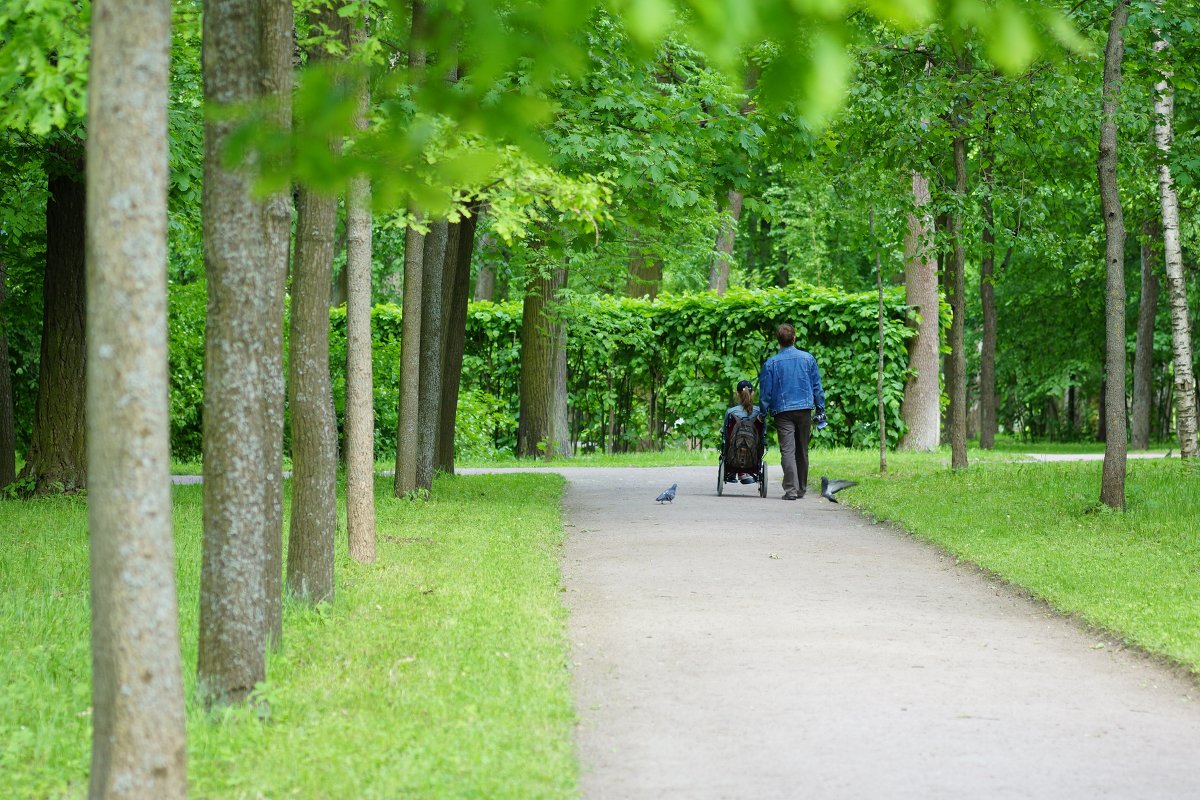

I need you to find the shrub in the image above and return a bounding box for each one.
[172,284,919,459]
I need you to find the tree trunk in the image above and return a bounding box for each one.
[345,16,376,564]
[260,0,292,650]
[394,218,425,496]
[86,0,187,793]
[473,260,495,302]
[1153,21,1199,459]
[415,219,449,492]
[708,190,742,295]
[949,129,969,470]
[518,263,570,458]
[199,0,272,707]
[979,130,998,450]
[436,214,479,474]
[393,3,427,497]
[626,250,662,299]
[1131,221,1159,450]
[286,186,339,604]
[21,144,87,495]
[287,1,344,602]
[0,260,15,489]
[871,206,887,474]
[1098,0,1130,509]
[899,171,940,451]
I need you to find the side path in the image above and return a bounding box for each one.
[551,466,1198,800]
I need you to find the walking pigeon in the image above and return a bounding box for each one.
[820,476,857,503]
[655,483,677,504]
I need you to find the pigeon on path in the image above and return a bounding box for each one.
[655,483,678,504]
[820,476,857,503]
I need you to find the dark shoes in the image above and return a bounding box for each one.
[783,491,803,500]
[738,474,756,484]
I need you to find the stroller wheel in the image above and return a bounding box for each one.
[717,458,724,496]
[759,463,768,497]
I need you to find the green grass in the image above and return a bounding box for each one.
[984,434,1178,455]
[1,473,577,799]
[810,449,1200,674]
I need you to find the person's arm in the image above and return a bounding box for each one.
[758,362,772,418]
[810,356,826,412]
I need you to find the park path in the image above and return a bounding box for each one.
[548,465,1200,800]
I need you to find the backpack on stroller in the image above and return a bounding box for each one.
[718,414,767,497]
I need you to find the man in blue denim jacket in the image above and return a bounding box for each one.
[758,322,825,500]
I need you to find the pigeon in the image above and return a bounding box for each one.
[655,483,678,504]
[820,476,857,503]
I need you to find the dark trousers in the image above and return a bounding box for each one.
[774,409,812,496]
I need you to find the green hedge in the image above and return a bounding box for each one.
[168,284,918,461]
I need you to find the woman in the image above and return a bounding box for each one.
[722,379,765,484]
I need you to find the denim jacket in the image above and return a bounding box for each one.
[758,346,825,417]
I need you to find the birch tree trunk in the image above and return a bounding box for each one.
[415,219,449,492]
[436,215,480,474]
[21,144,87,495]
[1153,22,1199,459]
[199,0,271,706]
[1131,222,1159,450]
[345,16,376,563]
[86,0,187,793]
[708,190,742,295]
[899,171,940,451]
[260,0,292,650]
[949,129,969,470]
[1098,0,1130,508]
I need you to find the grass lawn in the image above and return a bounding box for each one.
[1,472,577,799]
[810,448,1200,674]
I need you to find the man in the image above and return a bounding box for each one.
[758,322,825,500]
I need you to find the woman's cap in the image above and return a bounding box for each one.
[737,379,753,391]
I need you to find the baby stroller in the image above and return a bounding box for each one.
[718,413,767,498]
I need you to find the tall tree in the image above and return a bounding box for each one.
[978,120,998,450]
[261,0,293,649]
[948,70,969,471]
[708,190,742,295]
[345,13,376,564]
[436,214,480,473]
[870,205,887,474]
[286,3,344,605]
[20,141,87,494]
[626,249,663,299]
[415,219,449,492]
[393,0,428,498]
[0,259,15,488]
[899,171,940,451]
[518,258,571,458]
[1097,0,1129,509]
[1152,18,1199,459]
[85,0,187,792]
[1131,222,1159,450]
[473,262,496,301]
[198,0,272,706]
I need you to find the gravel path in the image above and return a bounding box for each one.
[550,465,1199,800]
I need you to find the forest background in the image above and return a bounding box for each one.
[4,0,1198,488]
